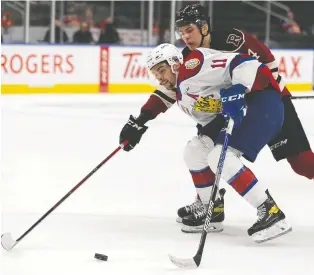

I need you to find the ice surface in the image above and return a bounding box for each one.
[1,94,314,275]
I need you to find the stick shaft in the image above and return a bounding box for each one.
[194,118,234,265]
[15,142,127,243]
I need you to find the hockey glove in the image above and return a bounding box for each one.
[220,84,246,128]
[196,115,226,140]
[119,115,148,151]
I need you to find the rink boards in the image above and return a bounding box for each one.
[1,45,314,94]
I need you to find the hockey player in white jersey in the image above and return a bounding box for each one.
[119,43,292,243]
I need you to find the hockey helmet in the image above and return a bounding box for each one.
[175,4,211,43]
[147,43,183,74]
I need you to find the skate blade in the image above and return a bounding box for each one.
[176,217,182,223]
[181,222,223,233]
[253,219,292,243]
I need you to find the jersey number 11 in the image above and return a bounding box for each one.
[211,59,227,69]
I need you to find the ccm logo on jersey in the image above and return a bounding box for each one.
[221,93,245,102]
[270,139,288,150]
[185,58,200,69]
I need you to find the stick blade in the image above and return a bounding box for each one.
[168,254,199,269]
[1,233,17,251]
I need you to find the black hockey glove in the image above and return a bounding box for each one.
[197,114,225,140]
[119,115,148,151]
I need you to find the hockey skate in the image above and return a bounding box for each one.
[248,190,292,243]
[180,189,225,233]
[176,197,203,223]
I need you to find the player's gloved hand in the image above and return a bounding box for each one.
[119,115,148,151]
[220,84,246,127]
[196,114,226,139]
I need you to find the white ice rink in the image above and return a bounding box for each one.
[1,94,314,275]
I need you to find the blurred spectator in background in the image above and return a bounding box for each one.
[1,12,13,34]
[281,10,301,35]
[84,7,95,28]
[63,3,81,27]
[163,28,170,43]
[63,14,81,28]
[153,20,160,36]
[73,22,94,44]
[98,18,120,44]
[44,19,69,43]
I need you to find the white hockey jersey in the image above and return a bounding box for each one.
[173,48,280,126]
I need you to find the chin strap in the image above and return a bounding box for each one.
[199,31,209,47]
[199,35,205,47]
[174,70,179,88]
[198,21,210,47]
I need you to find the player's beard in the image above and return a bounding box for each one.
[162,81,175,90]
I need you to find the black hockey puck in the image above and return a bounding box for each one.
[94,253,108,261]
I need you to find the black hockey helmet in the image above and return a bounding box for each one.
[175,3,211,47]
[175,3,211,32]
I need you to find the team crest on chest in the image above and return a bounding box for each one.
[185,58,200,69]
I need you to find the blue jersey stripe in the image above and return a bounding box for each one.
[229,54,257,78]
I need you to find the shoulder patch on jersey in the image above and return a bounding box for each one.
[177,49,204,86]
[185,58,200,69]
[226,33,242,47]
[211,28,245,52]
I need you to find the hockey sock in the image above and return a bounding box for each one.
[208,145,267,208]
[287,150,314,180]
[227,166,267,208]
[190,166,216,204]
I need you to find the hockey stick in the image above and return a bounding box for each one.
[169,117,234,268]
[292,96,314,100]
[1,141,128,251]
